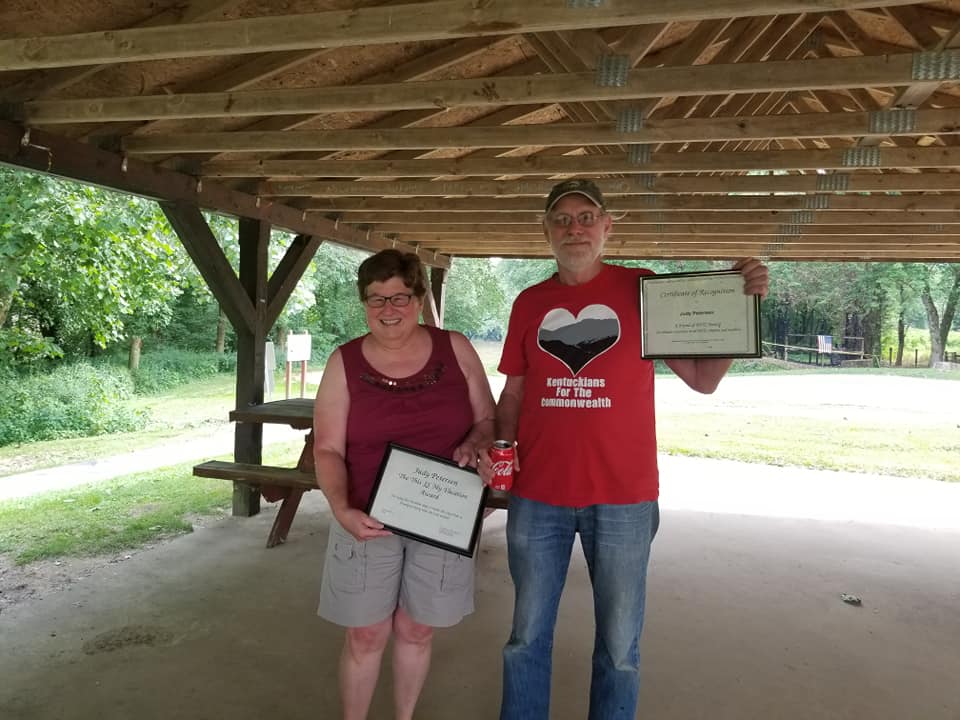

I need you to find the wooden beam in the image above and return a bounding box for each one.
[265,234,324,329]
[123,108,960,154]
[0,0,241,102]
[357,231,960,244]
[201,146,960,178]
[266,174,960,199]
[428,267,448,329]
[232,216,270,517]
[159,202,255,333]
[451,245,960,260]
[339,222,960,236]
[324,209,960,225]
[15,51,960,124]
[0,120,449,268]
[0,1,923,71]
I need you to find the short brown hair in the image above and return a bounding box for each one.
[357,249,427,301]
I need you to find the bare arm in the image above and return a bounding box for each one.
[449,332,496,467]
[665,257,769,394]
[478,374,524,483]
[495,374,524,446]
[312,349,390,541]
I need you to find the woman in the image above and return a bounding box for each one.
[312,249,495,720]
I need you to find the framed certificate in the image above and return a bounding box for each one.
[366,443,488,557]
[639,270,761,359]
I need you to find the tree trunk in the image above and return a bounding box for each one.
[920,284,943,366]
[215,306,227,353]
[775,304,790,360]
[128,336,142,370]
[896,312,906,367]
[0,287,13,327]
[937,267,960,354]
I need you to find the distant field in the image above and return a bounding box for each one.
[473,340,505,375]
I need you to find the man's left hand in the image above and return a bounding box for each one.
[734,257,769,298]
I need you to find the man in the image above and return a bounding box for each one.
[480,178,769,720]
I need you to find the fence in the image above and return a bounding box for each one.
[765,335,867,366]
[884,348,960,367]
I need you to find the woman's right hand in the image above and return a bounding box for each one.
[334,507,393,542]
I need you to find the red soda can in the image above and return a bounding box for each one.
[488,440,515,492]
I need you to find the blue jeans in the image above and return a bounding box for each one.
[500,496,659,720]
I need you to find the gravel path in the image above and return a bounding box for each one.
[2,373,958,530]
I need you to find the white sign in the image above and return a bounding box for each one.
[286,333,312,363]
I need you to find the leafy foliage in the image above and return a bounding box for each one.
[1,168,190,357]
[290,243,368,359]
[130,348,235,394]
[444,257,507,339]
[0,364,145,446]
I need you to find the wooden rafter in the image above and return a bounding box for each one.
[0,1,924,71]
[0,0,957,264]
[15,51,960,124]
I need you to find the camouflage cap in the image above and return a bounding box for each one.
[544,178,606,213]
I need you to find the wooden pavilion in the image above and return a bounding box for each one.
[2,0,959,516]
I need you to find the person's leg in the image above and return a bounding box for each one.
[500,495,576,720]
[579,500,657,720]
[389,538,474,718]
[340,616,393,720]
[391,606,434,720]
[318,518,405,719]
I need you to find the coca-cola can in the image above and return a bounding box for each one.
[488,440,515,492]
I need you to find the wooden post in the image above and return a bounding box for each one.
[422,265,448,328]
[233,217,270,518]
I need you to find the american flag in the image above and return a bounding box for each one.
[817,335,832,354]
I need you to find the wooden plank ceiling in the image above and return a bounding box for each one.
[1,0,960,264]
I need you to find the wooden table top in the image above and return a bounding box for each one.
[229,398,315,428]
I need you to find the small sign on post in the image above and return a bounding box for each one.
[264,340,276,400]
[285,333,312,399]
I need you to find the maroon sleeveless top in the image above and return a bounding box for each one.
[340,325,474,510]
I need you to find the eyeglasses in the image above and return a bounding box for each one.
[364,292,415,308]
[546,210,604,228]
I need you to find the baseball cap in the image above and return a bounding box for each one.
[544,178,606,213]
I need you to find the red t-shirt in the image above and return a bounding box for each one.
[341,326,474,510]
[499,264,658,507]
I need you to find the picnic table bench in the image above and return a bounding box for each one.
[194,398,507,548]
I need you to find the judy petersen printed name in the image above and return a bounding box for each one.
[409,466,469,501]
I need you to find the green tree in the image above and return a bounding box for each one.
[443,257,507,339]
[910,263,960,364]
[1,168,188,363]
[292,243,369,361]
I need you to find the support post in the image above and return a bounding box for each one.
[233,217,270,517]
[423,265,449,328]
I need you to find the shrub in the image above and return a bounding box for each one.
[0,363,146,446]
[130,348,230,394]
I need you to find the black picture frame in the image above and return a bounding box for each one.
[639,270,761,359]
[366,443,488,557]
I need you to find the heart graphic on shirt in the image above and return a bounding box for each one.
[537,304,621,375]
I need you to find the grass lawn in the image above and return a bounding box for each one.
[1,363,958,567]
[657,412,959,482]
[0,372,319,477]
[0,440,305,565]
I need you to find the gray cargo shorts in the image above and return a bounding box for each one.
[318,516,475,628]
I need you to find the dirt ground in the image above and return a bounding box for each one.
[1,373,957,615]
[1,373,959,719]
[1,486,958,720]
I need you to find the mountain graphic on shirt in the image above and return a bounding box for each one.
[538,312,620,375]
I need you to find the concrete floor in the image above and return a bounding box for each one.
[1,464,959,720]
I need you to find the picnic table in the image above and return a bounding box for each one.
[194,398,507,548]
